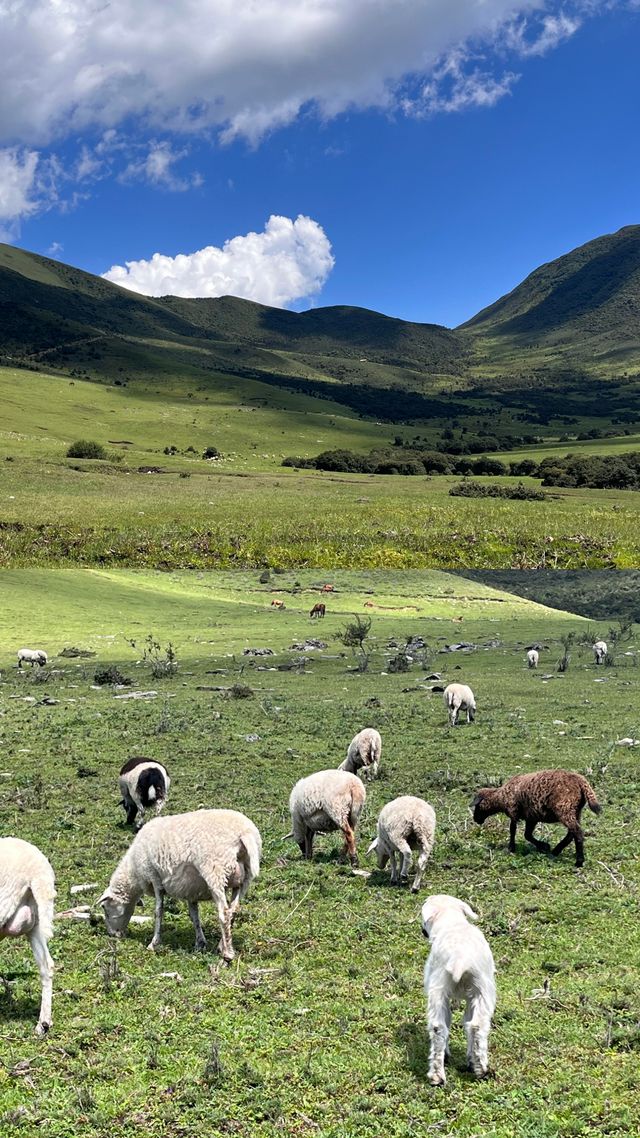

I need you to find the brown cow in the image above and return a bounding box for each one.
[271,599,285,609]
[321,584,334,593]
[310,603,326,619]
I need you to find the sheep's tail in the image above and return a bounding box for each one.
[581,777,602,815]
[147,786,156,802]
[240,832,262,880]
[31,873,56,942]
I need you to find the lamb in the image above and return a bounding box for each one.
[338,727,381,779]
[118,756,170,827]
[422,894,496,1086]
[17,648,48,668]
[443,683,476,727]
[472,768,601,867]
[368,796,436,892]
[593,640,608,665]
[0,838,56,1035]
[526,649,539,669]
[286,770,366,866]
[99,809,261,961]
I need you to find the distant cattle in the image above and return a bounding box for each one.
[271,600,285,609]
[310,603,326,619]
[321,585,334,593]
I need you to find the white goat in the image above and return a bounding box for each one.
[443,683,476,727]
[287,769,366,866]
[99,809,261,961]
[338,727,381,779]
[368,796,436,892]
[17,649,48,668]
[0,838,56,1035]
[526,649,539,669]
[593,640,608,665]
[422,894,495,1086]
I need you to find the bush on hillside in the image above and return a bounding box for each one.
[449,480,547,501]
[67,439,107,460]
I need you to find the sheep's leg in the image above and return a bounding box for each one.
[412,849,429,894]
[125,802,138,826]
[427,993,450,1086]
[524,819,551,854]
[212,892,234,962]
[148,885,165,950]
[29,927,54,1036]
[303,829,314,860]
[341,823,358,868]
[134,805,145,830]
[389,851,398,884]
[188,901,207,951]
[396,839,412,884]
[508,818,518,852]
[465,997,491,1078]
[551,825,584,867]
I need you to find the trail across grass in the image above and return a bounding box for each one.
[0,569,639,1136]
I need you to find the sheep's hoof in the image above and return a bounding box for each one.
[400,875,410,886]
[194,938,207,953]
[147,940,161,952]
[350,857,359,869]
[428,1072,446,1087]
[539,842,552,854]
[35,1021,50,1037]
[410,883,420,894]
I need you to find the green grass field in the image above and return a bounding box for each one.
[1,569,639,1137]
[2,367,640,570]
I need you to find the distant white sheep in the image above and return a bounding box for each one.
[338,728,381,779]
[593,640,608,665]
[526,649,539,669]
[99,809,261,961]
[118,756,170,827]
[422,894,496,1086]
[287,769,366,866]
[443,683,476,727]
[368,796,436,892]
[0,838,56,1035]
[17,648,48,668]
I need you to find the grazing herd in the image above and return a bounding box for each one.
[2,640,609,1087]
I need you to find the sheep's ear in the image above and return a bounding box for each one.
[367,837,378,855]
[459,901,478,921]
[98,889,112,907]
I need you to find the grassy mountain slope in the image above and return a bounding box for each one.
[463,225,640,372]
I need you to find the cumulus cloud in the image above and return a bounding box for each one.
[102,214,335,306]
[0,147,40,228]
[0,1,590,149]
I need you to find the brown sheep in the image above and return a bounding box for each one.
[472,769,601,867]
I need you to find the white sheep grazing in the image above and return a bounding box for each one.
[593,640,608,665]
[526,649,539,669]
[368,796,436,892]
[99,809,261,961]
[443,683,476,727]
[17,648,48,669]
[0,838,56,1035]
[338,727,381,779]
[287,769,366,866]
[118,756,170,827]
[422,894,496,1086]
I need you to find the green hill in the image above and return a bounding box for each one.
[1,225,639,430]
[463,224,640,372]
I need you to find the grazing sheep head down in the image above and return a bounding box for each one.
[471,790,499,825]
[421,893,478,938]
[99,890,137,936]
[366,835,390,870]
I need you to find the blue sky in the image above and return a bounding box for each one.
[1,1,638,327]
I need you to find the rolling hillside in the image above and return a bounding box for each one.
[1,225,639,415]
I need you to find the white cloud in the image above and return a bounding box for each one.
[0,2,590,149]
[0,147,40,228]
[119,141,202,191]
[102,214,335,306]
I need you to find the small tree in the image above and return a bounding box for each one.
[339,615,373,673]
[557,632,575,673]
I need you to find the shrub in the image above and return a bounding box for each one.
[94,666,132,686]
[203,446,221,460]
[449,480,547,501]
[67,439,107,460]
